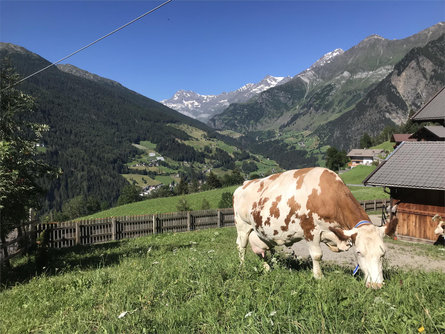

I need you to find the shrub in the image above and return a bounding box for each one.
[176,197,192,212]
[218,192,233,209]
[201,198,211,210]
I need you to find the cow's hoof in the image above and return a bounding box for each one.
[366,282,383,289]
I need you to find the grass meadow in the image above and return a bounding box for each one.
[1,227,444,333]
[85,186,239,219]
[340,165,376,185]
[84,166,388,220]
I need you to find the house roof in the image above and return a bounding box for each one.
[411,125,445,139]
[347,149,384,157]
[411,87,445,122]
[391,133,414,143]
[364,141,445,191]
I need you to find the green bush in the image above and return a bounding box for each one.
[218,191,233,208]
[176,197,192,212]
[201,198,211,210]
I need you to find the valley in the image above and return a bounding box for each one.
[121,124,282,191]
[1,22,443,221]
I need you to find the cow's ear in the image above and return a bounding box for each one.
[381,217,398,237]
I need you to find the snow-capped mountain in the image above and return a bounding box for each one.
[161,75,291,122]
[310,48,344,69]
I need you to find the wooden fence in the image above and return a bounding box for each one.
[0,208,235,261]
[1,199,389,262]
[359,198,389,212]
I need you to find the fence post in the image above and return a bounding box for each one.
[75,222,81,245]
[111,218,117,241]
[152,215,157,234]
[217,210,222,228]
[187,212,191,231]
[373,199,377,211]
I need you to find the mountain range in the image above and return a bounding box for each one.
[208,23,444,150]
[161,75,291,122]
[162,23,444,151]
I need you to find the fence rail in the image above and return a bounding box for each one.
[359,199,389,212]
[1,199,388,261]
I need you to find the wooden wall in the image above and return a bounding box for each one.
[392,187,445,242]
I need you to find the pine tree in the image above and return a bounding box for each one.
[0,63,57,249]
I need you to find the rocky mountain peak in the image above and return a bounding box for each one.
[309,48,344,69]
[363,34,385,41]
[161,75,291,122]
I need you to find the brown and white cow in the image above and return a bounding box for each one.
[233,167,398,289]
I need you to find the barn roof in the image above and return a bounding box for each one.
[411,87,445,123]
[414,125,445,139]
[391,133,414,143]
[347,149,384,157]
[363,141,445,191]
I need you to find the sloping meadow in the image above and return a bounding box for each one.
[1,227,443,333]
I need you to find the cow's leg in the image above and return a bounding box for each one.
[320,230,352,252]
[235,216,253,265]
[308,236,324,279]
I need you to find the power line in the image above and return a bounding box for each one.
[2,0,173,91]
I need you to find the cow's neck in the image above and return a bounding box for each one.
[338,199,370,230]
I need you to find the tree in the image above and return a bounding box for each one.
[61,196,88,220]
[117,184,141,206]
[220,169,244,187]
[176,197,192,212]
[175,177,189,195]
[0,63,57,252]
[242,161,258,174]
[218,192,233,209]
[188,178,200,193]
[205,171,222,189]
[201,198,210,210]
[325,147,349,171]
[359,133,373,149]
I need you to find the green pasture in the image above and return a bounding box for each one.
[154,175,178,185]
[122,174,161,188]
[372,141,394,152]
[1,228,444,334]
[87,168,387,220]
[84,186,239,219]
[348,186,389,201]
[340,165,376,185]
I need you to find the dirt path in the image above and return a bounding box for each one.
[290,216,445,273]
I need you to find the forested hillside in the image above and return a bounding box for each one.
[0,43,244,212]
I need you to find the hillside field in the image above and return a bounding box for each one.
[1,228,443,333]
[85,186,239,218]
[85,166,388,219]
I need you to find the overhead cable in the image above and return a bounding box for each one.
[2,0,173,91]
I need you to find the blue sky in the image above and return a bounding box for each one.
[1,1,444,101]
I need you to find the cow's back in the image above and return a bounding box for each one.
[233,167,368,242]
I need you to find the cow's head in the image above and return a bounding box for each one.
[330,218,398,289]
[433,215,444,235]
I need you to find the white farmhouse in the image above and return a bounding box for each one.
[347,149,384,167]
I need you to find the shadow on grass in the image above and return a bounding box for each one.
[0,240,193,290]
[275,255,313,272]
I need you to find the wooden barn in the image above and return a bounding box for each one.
[364,87,445,243]
[364,141,445,243]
